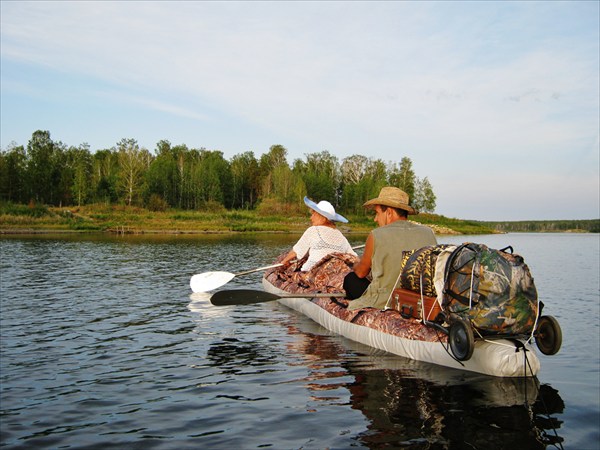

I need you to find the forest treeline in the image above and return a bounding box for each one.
[482,220,600,233]
[0,130,436,215]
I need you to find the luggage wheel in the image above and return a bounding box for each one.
[449,317,475,361]
[535,315,562,355]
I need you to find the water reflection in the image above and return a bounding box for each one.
[205,337,280,371]
[187,293,218,315]
[284,317,565,449]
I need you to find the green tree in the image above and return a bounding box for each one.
[230,151,259,209]
[117,138,149,206]
[145,140,180,208]
[340,154,368,213]
[25,130,57,204]
[261,144,288,169]
[92,149,120,204]
[52,141,77,206]
[179,147,201,209]
[270,163,305,204]
[366,158,387,192]
[258,145,287,198]
[70,144,93,206]
[413,176,436,213]
[186,150,232,209]
[170,143,190,209]
[257,145,306,205]
[0,143,27,203]
[389,156,416,202]
[295,151,340,204]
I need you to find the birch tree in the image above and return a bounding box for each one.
[413,176,436,213]
[71,144,92,206]
[117,138,147,206]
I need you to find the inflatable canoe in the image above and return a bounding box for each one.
[262,274,541,378]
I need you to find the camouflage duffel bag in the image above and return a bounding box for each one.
[442,243,539,335]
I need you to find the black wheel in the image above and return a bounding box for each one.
[535,315,562,355]
[449,317,475,361]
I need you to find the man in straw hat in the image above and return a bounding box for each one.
[343,187,437,310]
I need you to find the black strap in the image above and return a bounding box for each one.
[445,289,472,306]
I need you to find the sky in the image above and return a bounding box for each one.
[1,1,598,221]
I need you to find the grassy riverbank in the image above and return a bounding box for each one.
[0,202,496,235]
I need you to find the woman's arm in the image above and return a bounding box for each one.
[280,250,298,266]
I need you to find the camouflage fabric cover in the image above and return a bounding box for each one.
[263,253,447,343]
[443,243,538,335]
[265,252,358,294]
[399,245,454,297]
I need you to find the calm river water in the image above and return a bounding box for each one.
[1,232,598,449]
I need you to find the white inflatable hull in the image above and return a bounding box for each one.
[263,279,540,378]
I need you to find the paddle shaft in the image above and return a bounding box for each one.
[210,289,346,306]
[234,263,284,276]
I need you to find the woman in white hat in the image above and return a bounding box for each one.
[280,197,357,271]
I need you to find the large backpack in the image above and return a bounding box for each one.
[442,243,539,335]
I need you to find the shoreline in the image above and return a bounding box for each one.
[3,204,595,235]
[0,222,463,236]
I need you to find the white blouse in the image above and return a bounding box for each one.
[293,226,357,271]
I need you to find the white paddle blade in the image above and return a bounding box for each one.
[190,271,236,292]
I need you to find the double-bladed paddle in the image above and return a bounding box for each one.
[210,289,345,306]
[190,244,364,293]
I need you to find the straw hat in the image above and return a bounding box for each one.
[363,187,416,215]
[304,196,349,223]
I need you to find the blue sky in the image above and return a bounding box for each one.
[1,1,598,221]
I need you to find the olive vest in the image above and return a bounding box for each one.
[348,220,437,311]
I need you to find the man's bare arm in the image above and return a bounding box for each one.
[353,233,374,278]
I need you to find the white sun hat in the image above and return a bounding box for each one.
[303,196,349,223]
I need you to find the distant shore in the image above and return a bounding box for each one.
[1,203,597,235]
[0,204,485,235]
